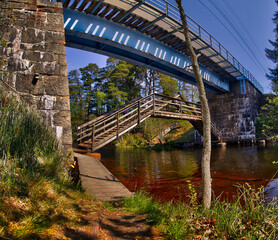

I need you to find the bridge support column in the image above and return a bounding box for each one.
[208,81,262,142]
[0,0,72,155]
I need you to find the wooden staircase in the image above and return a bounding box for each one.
[77,93,222,152]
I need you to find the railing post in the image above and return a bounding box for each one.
[91,125,95,153]
[165,1,168,16]
[117,111,119,139]
[180,100,182,115]
[138,101,141,124]
[153,94,155,115]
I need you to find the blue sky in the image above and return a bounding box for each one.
[66,0,277,93]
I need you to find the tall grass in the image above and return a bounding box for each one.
[123,185,278,239]
[0,90,64,179]
[0,88,74,204]
[0,90,95,238]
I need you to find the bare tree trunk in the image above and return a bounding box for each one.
[175,0,211,208]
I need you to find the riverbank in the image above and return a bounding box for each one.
[115,120,195,151]
[0,175,163,239]
[1,165,277,239]
[0,90,162,239]
[1,91,277,239]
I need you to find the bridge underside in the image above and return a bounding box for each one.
[66,30,226,94]
[61,0,263,94]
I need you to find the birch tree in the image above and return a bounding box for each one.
[175,0,212,208]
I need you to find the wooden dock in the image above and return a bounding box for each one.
[74,152,133,201]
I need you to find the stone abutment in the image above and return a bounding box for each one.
[0,0,72,155]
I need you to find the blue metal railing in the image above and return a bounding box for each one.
[142,0,263,93]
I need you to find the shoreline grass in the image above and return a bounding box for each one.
[122,185,278,239]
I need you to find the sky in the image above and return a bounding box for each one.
[66,0,277,93]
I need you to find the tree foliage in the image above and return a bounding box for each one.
[158,73,179,97]
[265,0,278,93]
[68,57,199,140]
[257,95,278,140]
[257,1,278,140]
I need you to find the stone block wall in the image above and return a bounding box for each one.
[0,0,72,154]
[209,81,262,142]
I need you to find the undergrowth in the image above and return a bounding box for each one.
[0,90,101,239]
[0,90,64,177]
[123,185,278,240]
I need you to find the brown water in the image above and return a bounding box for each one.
[99,144,278,202]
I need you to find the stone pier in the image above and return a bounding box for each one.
[0,0,72,154]
[209,80,262,142]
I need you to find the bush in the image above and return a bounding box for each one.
[116,133,148,148]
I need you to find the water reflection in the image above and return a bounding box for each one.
[99,144,278,202]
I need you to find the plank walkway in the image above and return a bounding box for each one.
[74,152,134,201]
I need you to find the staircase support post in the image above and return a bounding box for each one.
[117,111,119,138]
[153,94,155,115]
[138,101,141,124]
[91,125,95,153]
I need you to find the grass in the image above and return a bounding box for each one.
[0,90,65,177]
[122,185,278,240]
[0,90,104,239]
[1,89,277,239]
[0,89,161,239]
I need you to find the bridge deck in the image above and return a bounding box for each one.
[75,152,133,201]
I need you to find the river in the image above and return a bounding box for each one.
[99,144,278,202]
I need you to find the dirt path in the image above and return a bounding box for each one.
[63,200,164,240]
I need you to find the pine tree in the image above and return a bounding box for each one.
[68,70,86,139]
[79,63,100,120]
[265,0,278,94]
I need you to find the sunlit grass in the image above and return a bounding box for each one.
[0,90,98,239]
[123,185,278,239]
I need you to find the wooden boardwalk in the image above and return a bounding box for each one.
[74,152,133,201]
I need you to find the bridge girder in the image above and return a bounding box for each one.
[61,0,263,93]
[64,9,229,93]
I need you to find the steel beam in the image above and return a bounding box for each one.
[223,65,234,69]
[118,0,145,23]
[159,27,182,41]
[140,14,166,32]
[198,53,220,63]
[204,60,227,68]
[90,0,104,14]
[196,45,211,52]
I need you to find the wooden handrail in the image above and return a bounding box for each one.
[76,92,222,151]
[154,93,201,107]
[77,93,154,132]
